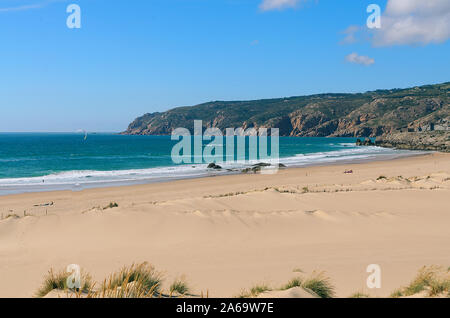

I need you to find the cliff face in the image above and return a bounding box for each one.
[123,82,450,137]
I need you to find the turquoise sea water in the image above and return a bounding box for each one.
[0,133,422,194]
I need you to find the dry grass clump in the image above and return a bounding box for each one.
[237,283,272,298]
[94,262,162,298]
[169,277,190,296]
[297,272,335,298]
[35,268,93,298]
[94,278,157,298]
[37,263,449,298]
[36,263,165,298]
[238,271,335,298]
[349,291,370,298]
[281,277,303,290]
[390,266,450,298]
[249,284,271,296]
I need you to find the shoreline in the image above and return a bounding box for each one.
[0,148,429,196]
[1,152,449,297]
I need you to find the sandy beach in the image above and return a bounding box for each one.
[0,152,449,298]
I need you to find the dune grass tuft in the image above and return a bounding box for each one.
[238,271,335,298]
[170,277,190,295]
[390,289,403,298]
[301,272,335,298]
[250,284,271,296]
[36,263,163,298]
[237,283,271,298]
[349,291,370,298]
[35,268,93,298]
[98,262,162,297]
[281,277,303,290]
[390,266,450,298]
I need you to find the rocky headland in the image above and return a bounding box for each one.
[375,131,450,152]
[123,82,449,138]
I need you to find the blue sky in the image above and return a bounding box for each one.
[0,0,449,132]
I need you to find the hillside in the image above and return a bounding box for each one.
[123,82,450,137]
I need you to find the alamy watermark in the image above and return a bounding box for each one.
[367,4,381,29]
[66,4,81,29]
[171,120,280,174]
[66,264,81,289]
[366,264,382,289]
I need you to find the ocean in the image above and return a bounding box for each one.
[0,133,424,195]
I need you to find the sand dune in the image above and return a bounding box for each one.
[0,153,449,298]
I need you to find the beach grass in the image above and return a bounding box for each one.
[238,271,335,298]
[169,277,190,295]
[35,268,93,298]
[349,291,370,298]
[250,284,271,296]
[281,277,303,290]
[35,263,449,298]
[390,266,450,298]
[36,263,163,298]
[98,262,162,297]
[301,272,335,298]
[237,283,271,298]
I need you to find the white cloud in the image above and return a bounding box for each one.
[374,0,450,46]
[340,25,360,44]
[345,53,375,66]
[259,0,302,11]
[0,0,64,13]
[385,0,450,16]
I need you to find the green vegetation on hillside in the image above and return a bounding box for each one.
[124,82,449,137]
